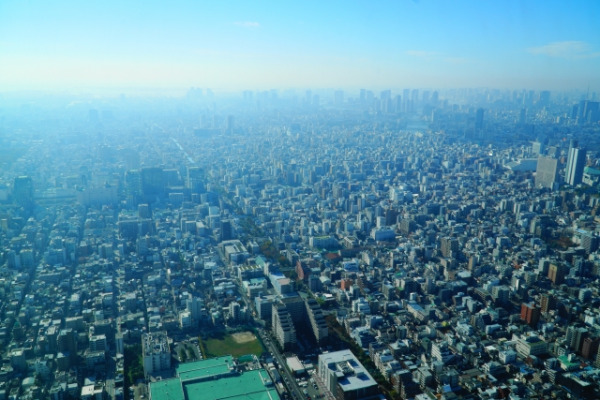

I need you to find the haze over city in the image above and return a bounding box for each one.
[1,0,599,94]
[4,2,600,400]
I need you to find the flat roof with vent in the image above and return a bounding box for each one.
[319,349,378,393]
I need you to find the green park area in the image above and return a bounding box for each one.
[199,331,264,358]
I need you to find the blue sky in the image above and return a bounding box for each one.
[0,0,599,94]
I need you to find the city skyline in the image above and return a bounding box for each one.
[1,0,600,94]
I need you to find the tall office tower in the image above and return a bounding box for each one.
[141,167,165,198]
[571,104,579,120]
[565,140,587,186]
[187,166,205,194]
[380,89,391,102]
[13,176,34,213]
[440,237,459,259]
[402,89,410,112]
[519,108,527,124]
[581,231,599,254]
[579,100,600,124]
[520,302,541,328]
[411,89,419,111]
[475,108,485,131]
[220,219,233,241]
[548,263,567,284]
[532,140,544,155]
[125,169,142,206]
[138,203,151,219]
[57,328,78,364]
[535,156,559,189]
[538,90,551,107]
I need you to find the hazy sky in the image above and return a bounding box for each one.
[1,0,599,94]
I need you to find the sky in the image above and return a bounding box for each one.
[0,0,599,94]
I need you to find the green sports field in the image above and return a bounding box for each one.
[201,331,264,358]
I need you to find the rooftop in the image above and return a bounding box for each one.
[149,356,279,400]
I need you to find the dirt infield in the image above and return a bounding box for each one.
[231,331,256,343]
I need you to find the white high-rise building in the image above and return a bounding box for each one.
[565,142,586,186]
[142,332,171,377]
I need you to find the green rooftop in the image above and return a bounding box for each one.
[149,356,280,400]
[148,379,184,400]
[177,355,234,382]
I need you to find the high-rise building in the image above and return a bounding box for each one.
[535,156,558,189]
[272,303,296,351]
[538,90,551,106]
[220,219,233,241]
[186,166,205,194]
[566,326,588,353]
[305,298,328,344]
[578,100,600,124]
[581,231,599,254]
[475,108,484,131]
[440,237,459,259]
[565,141,586,186]
[531,140,543,155]
[520,302,541,328]
[582,337,599,360]
[228,301,241,322]
[402,89,410,112]
[141,167,166,198]
[142,332,171,377]
[540,293,556,313]
[519,108,527,124]
[548,263,567,284]
[13,176,34,213]
[380,89,391,103]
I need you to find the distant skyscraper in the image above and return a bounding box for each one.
[519,108,527,124]
[578,100,600,124]
[531,140,544,155]
[411,89,419,111]
[221,219,233,241]
[13,176,34,213]
[141,167,165,198]
[535,156,558,189]
[187,166,205,194]
[565,140,586,186]
[475,108,484,131]
[538,90,551,106]
[380,89,391,102]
